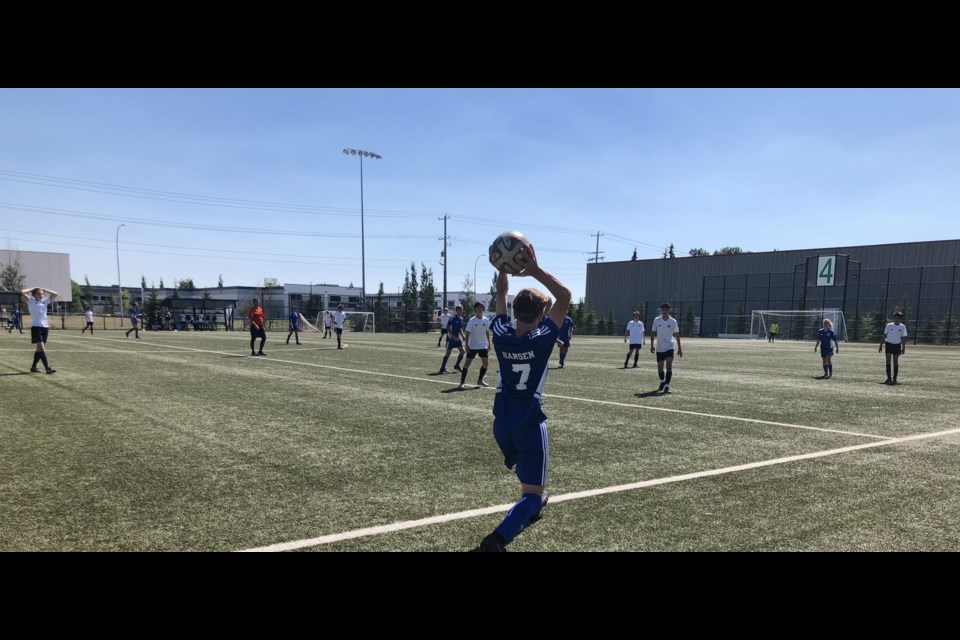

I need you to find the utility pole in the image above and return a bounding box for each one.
[591,231,605,263]
[439,214,450,310]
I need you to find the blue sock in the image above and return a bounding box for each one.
[559,353,566,365]
[666,369,672,384]
[828,364,833,376]
[823,365,828,376]
[455,354,464,368]
[441,356,449,370]
[494,493,544,545]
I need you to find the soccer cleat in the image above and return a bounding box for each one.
[559,363,564,369]
[470,533,507,552]
[892,379,898,385]
[45,368,56,374]
[633,364,638,368]
[478,380,490,387]
[30,367,41,373]
[884,378,892,385]
[438,368,447,374]
[454,364,462,372]
[457,383,465,390]
[658,381,665,391]
[663,384,670,393]
[258,352,266,357]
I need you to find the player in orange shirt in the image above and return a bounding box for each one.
[249,297,267,356]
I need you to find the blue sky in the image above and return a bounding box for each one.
[1,88,958,302]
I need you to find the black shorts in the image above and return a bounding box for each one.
[656,349,675,362]
[31,327,49,344]
[250,326,266,339]
[629,343,642,349]
[335,327,343,335]
[884,341,904,355]
[440,328,448,335]
[467,348,489,359]
[86,321,94,327]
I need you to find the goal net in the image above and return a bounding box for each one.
[316,311,376,334]
[750,309,847,342]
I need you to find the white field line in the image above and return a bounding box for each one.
[60,334,890,441]
[241,427,960,552]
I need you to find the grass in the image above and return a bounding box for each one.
[2,328,958,551]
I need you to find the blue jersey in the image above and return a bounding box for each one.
[289,312,300,330]
[559,316,575,341]
[129,308,139,324]
[447,315,465,339]
[491,314,558,428]
[11,310,20,322]
[818,328,837,349]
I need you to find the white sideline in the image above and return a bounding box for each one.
[64,334,890,441]
[240,427,960,551]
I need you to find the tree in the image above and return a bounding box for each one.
[688,248,709,257]
[262,277,279,288]
[70,279,84,312]
[141,275,147,290]
[159,277,164,289]
[0,251,26,291]
[177,278,197,291]
[631,248,638,261]
[419,263,436,332]
[572,299,586,329]
[103,295,116,316]
[713,247,744,255]
[218,274,224,289]
[401,262,419,332]
[683,305,696,337]
[668,243,676,259]
[121,290,131,312]
[375,282,389,331]
[460,274,475,315]
[584,307,596,335]
[202,291,213,301]
[83,276,94,309]
[596,314,607,336]
[662,247,669,259]
[144,287,161,327]
[489,271,498,298]
[606,309,617,335]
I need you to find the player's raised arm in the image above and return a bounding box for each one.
[516,245,570,328]
[495,270,509,316]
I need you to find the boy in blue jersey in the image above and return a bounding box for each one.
[286,306,303,345]
[125,303,140,338]
[7,307,23,334]
[471,243,571,552]
[556,305,575,368]
[438,305,466,374]
[814,318,839,379]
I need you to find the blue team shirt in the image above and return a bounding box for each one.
[491,314,559,429]
[11,310,20,322]
[559,316,575,341]
[817,328,837,350]
[289,312,300,330]
[447,315,465,340]
[129,308,139,324]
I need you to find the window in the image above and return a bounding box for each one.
[329,295,341,303]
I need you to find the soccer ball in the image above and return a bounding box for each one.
[489,231,531,274]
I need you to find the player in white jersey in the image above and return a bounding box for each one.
[650,303,682,392]
[458,302,492,389]
[322,310,332,338]
[437,308,451,347]
[880,311,908,384]
[81,306,95,334]
[624,311,645,368]
[333,304,347,349]
[21,287,58,374]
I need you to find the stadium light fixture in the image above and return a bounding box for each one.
[342,147,382,309]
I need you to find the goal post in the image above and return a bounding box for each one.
[750,309,847,341]
[315,311,375,334]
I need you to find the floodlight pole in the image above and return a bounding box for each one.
[116,223,125,326]
[342,148,382,310]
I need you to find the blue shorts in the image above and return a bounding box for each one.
[560,339,571,348]
[493,419,548,487]
[446,337,462,350]
[820,347,834,358]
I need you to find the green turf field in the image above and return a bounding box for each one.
[2,329,958,551]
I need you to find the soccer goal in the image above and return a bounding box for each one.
[316,311,376,334]
[750,309,847,342]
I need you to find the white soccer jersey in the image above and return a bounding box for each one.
[652,316,679,352]
[334,311,346,329]
[323,313,331,327]
[85,310,94,323]
[439,314,451,330]
[465,316,490,349]
[884,322,908,344]
[27,296,50,328]
[626,320,645,343]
